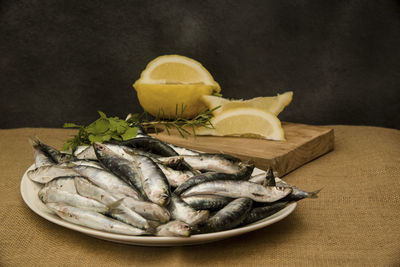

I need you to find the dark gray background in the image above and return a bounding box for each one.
[1,0,399,129]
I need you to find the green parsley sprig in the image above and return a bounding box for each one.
[62,111,138,151]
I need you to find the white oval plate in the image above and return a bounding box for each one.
[20,164,296,246]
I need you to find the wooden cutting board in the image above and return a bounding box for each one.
[150,122,334,177]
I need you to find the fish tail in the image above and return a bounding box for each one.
[28,136,41,148]
[308,188,323,198]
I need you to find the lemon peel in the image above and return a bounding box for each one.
[201,91,293,116]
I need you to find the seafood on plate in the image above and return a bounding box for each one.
[28,134,319,237]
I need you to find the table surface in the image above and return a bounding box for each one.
[1,126,399,266]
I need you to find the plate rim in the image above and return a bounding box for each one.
[20,164,297,246]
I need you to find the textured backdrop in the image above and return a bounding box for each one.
[1,0,399,129]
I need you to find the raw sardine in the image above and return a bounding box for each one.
[242,201,288,225]
[39,186,108,213]
[174,172,239,195]
[30,138,75,163]
[168,194,209,226]
[205,197,253,232]
[46,203,147,235]
[181,180,292,203]
[73,165,140,199]
[158,154,254,179]
[28,165,80,183]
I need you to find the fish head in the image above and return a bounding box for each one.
[92,142,115,160]
[38,186,49,202]
[275,185,293,198]
[173,221,191,237]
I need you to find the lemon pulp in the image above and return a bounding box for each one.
[196,107,285,141]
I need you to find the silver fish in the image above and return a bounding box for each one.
[182,195,233,211]
[205,198,253,232]
[242,201,289,225]
[75,177,169,223]
[107,200,150,230]
[117,137,200,174]
[46,203,147,235]
[27,165,80,183]
[73,165,140,199]
[93,142,145,197]
[119,136,179,157]
[174,172,239,196]
[105,142,161,160]
[168,194,209,226]
[133,154,171,206]
[39,186,108,213]
[155,220,191,237]
[30,138,75,164]
[94,142,171,206]
[157,163,194,187]
[181,180,292,203]
[74,176,120,205]
[75,177,150,229]
[276,180,321,201]
[30,139,55,168]
[158,154,254,179]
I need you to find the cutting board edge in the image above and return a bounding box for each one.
[221,128,334,176]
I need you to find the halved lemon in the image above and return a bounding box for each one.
[202,91,293,116]
[196,107,285,141]
[133,55,220,119]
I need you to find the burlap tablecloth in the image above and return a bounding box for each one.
[1,126,399,266]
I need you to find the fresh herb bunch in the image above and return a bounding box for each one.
[63,106,219,151]
[62,111,138,151]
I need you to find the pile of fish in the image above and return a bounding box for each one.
[28,131,319,237]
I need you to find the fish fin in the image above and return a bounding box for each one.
[264,168,276,187]
[107,198,125,214]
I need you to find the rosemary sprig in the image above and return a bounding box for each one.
[128,104,220,138]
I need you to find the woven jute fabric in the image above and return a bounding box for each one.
[0,126,399,266]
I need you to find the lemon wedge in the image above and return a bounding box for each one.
[202,91,293,116]
[196,107,285,141]
[133,55,220,119]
